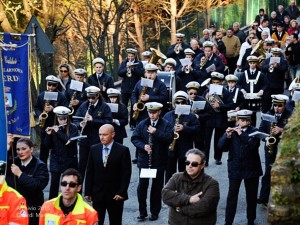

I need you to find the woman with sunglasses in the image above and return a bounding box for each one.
[106,88,128,144]
[45,106,79,199]
[6,138,49,225]
[58,63,75,93]
[257,94,292,208]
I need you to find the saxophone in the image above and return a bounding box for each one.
[132,86,148,120]
[205,93,223,112]
[199,56,208,69]
[68,91,77,115]
[268,122,277,154]
[169,114,180,151]
[39,100,50,128]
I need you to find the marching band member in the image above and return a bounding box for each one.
[240,38,260,72]
[73,86,112,181]
[141,51,152,67]
[34,75,68,164]
[238,55,268,126]
[131,63,168,124]
[202,72,234,166]
[131,102,173,221]
[57,63,74,93]
[218,109,262,225]
[65,68,90,116]
[257,95,292,207]
[87,57,114,101]
[118,48,144,129]
[194,41,225,95]
[166,33,190,69]
[186,81,211,150]
[176,48,200,91]
[262,47,288,112]
[163,58,183,91]
[45,106,79,199]
[107,88,128,144]
[163,91,200,182]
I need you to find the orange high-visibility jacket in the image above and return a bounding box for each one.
[0,180,29,225]
[39,193,98,225]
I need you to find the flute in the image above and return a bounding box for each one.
[45,124,66,132]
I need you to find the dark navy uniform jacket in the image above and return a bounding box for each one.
[237,69,269,93]
[261,56,288,89]
[226,86,245,109]
[87,72,114,100]
[112,103,129,141]
[218,125,262,179]
[176,63,201,92]
[202,88,234,128]
[131,77,168,123]
[166,42,190,70]
[34,91,68,129]
[73,100,112,147]
[163,110,200,159]
[118,59,144,94]
[131,117,173,170]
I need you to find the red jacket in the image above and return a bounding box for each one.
[39,193,98,225]
[0,180,29,225]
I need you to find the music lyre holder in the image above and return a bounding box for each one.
[140,133,157,178]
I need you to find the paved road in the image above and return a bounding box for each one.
[41,118,268,225]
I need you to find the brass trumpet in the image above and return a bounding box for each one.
[39,100,50,128]
[205,93,223,112]
[185,65,190,74]
[199,56,208,69]
[174,43,182,54]
[169,114,180,151]
[268,64,275,73]
[132,86,147,120]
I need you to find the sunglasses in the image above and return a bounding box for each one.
[273,104,283,107]
[88,96,96,99]
[60,181,78,188]
[249,37,255,39]
[47,83,58,87]
[185,161,201,167]
[189,92,197,95]
[60,70,68,73]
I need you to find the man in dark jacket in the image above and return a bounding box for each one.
[87,57,114,101]
[131,102,173,221]
[85,124,131,225]
[218,109,262,225]
[286,0,300,20]
[162,148,220,225]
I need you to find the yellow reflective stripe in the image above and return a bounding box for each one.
[76,219,87,224]
[0,206,9,209]
[44,214,60,225]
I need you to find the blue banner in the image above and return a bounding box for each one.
[2,33,30,137]
[0,53,7,167]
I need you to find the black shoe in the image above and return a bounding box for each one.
[137,215,147,221]
[132,158,138,164]
[149,214,158,221]
[215,160,222,165]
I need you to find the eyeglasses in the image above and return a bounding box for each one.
[47,83,57,87]
[88,96,96,100]
[60,181,78,188]
[185,161,201,167]
[188,92,197,95]
[175,101,185,104]
[60,70,68,73]
[273,104,283,107]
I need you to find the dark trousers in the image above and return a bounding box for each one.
[137,169,165,217]
[49,172,61,200]
[226,56,238,74]
[165,155,185,183]
[121,92,135,127]
[259,148,278,203]
[204,127,225,164]
[39,130,50,164]
[225,177,259,225]
[93,198,124,225]
[79,144,91,182]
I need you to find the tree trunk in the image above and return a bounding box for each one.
[0,2,13,32]
[133,1,144,52]
[170,0,177,44]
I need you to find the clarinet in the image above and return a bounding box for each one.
[80,103,92,135]
[148,133,153,168]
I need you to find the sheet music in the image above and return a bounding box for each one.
[44,91,58,101]
[70,80,84,92]
[179,58,192,67]
[175,105,191,115]
[205,64,216,73]
[249,131,269,140]
[141,78,154,88]
[261,113,277,123]
[140,168,157,178]
[292,90,300,101]
[269,57,280,64]
[191,101,206,110]
[107,103,119,113]
[209,84,223,95]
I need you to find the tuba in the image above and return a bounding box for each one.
[39,100,50,128]
[132,86,148,120]
[149,48,167,65]
[169,114,180,151]
[68,91,77,115]
[205,93,223,112]
[268,122,277,154]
